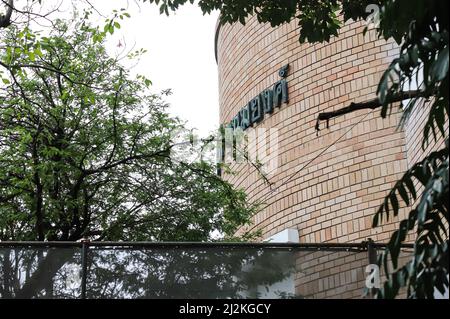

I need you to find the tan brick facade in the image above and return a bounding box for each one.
[216,15,441,245]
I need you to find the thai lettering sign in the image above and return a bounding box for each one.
[226,64,290,131]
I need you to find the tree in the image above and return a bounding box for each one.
[0,14,258,243]
[1,0,448,299]
[142,0,449,298]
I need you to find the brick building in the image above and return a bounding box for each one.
[215,15,447,298]
[216,15,445,244]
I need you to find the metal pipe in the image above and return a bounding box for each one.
[0,241,414,249]
[367,238,378,265]
[80,240,89,299]
[367,238,379,299]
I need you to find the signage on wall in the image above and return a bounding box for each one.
[226,64,290,131]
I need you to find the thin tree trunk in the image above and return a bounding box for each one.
[0,0,13,28]
[32,139,44,241]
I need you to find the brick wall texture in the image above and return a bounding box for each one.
[217,15,446,247]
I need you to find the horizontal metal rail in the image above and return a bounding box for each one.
[0,241,414,250]
[0,240,415,299]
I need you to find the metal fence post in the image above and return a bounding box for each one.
[367,238,378,298]
[367,238,377,264]
[80,239,89,299]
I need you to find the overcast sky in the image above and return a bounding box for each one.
[95,1,221,136]
[19,0,221,136]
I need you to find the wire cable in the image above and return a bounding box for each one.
[258,108,376,210]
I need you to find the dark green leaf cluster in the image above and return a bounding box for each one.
[143,0,377,43]
[373,140,448,298]
[375,1,449,149]
[368,1,449,298]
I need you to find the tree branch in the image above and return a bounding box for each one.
[0,0,13,28]
[0,60,106,90]
[315,90,429,132]
[84,148,171,175]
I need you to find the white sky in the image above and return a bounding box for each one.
[18,0,221,137]
[98,1,221,136]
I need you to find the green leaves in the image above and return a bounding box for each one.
[431,46,449,82]
[373,147,448,227]
[103,20,118,35]
[378,241,449,299]
[373,143,449,299]
[377,66,400,117]
[369,0,449,152]
[296,1,342,43]
[136,74,152,87]
[0,14,258,243]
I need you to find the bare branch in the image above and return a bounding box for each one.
[315,90,429,132]
[0,60,107,90]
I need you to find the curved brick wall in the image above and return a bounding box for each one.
[217,16,413,244]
